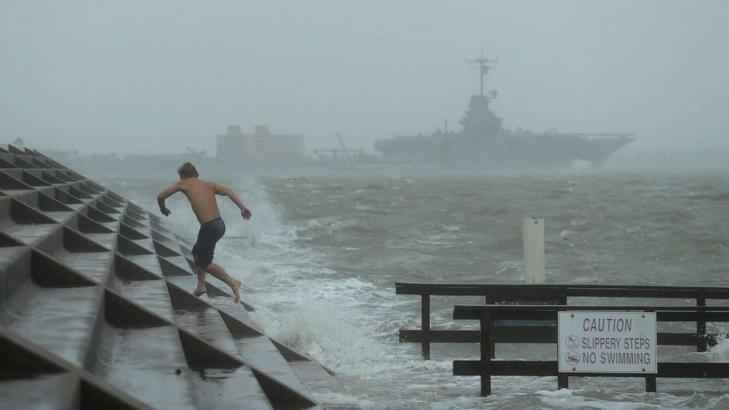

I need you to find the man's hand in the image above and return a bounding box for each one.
[157,182,181,217]
[241,207,252,221]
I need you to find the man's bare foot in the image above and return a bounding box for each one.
[193,284,207,297]
[232,280,241,303]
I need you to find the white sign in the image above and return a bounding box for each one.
[558,311,657,374]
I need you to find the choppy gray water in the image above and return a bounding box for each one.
[106,173,729,409]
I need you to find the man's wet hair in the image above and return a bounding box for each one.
[178,162,199,179]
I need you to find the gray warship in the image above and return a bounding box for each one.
[374,55,634,168]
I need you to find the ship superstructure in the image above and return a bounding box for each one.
[374,52,633,168]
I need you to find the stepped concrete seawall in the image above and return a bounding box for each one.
[0,145,355,409]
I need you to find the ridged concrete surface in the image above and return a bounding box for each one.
[0,145,356,409]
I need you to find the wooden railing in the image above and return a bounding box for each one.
[396,282,729,359]
[453,304,729,396]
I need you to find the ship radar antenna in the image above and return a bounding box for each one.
[466,46,498,97]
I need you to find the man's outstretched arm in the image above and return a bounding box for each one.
[157,182,181,216]
[214,183,252,220]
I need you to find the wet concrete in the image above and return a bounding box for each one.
[190,367,273,410]
[109,277,176,323]
[0,145,351,409]
[92,324,196,409]
[1,283,98,366]
[54,249,114,283]
[0,373,77,410]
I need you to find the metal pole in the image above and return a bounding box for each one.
[523,217,545,284]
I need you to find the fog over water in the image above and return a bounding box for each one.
[1,1,728,156]
[4,2,729,409]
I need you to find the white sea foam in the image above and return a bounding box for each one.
[708,333,729,362]
[354,203,373,211]
[536,389,652,410]
[214,184,395,364]
[440,224,462,233]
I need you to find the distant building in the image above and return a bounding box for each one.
[216,125,305,167]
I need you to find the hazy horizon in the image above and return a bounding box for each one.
[2,1,728,156]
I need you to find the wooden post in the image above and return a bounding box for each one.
[485,289,493,305]
[421,294,431,360]
[697,292,707,352]
[489,317,496,359]
[558,374,569,390]
[485,291,495,359]
[558,288,568,305]
[480,312,492,396]
[645,375,657,392]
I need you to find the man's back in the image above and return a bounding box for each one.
[178,178,220,223]
[157,162,250,302]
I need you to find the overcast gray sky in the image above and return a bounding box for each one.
[1,1,727,155]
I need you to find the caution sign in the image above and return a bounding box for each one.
[558,311,657,374]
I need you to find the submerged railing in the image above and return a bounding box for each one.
[454,304,729,396]
[396,282,729,396]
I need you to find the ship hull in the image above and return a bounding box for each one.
[374,132,633,169]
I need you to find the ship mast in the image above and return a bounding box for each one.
[466,46,497,97]
[461,47,503,135]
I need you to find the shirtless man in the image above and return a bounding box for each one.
[157,162,252,302]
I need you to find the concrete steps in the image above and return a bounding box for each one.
[0,145,355,409]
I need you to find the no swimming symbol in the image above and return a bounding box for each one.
[566,351,580,367]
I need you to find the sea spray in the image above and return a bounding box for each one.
[103,174,729,409]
